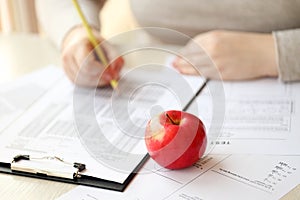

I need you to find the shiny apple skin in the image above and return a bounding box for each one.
[145,110,207,170]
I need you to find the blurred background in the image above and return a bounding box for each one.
[0,0,136,83]
[0,0,155,84]
[0,0,55,83]
[0,0,136,39]
[0,0,38,33]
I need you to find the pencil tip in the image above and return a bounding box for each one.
[110,80,118,90]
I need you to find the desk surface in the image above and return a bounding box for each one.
[0,33,299,200]
[0,33,75,199]
[0,33,61,83]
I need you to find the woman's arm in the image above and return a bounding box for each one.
[173,29,300,82]
[173,30,278,81]
[35,0,124,87]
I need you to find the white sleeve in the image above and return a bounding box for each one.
[35,0,105,49]
[273,28,300,82]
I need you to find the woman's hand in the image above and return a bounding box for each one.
[173,30,278,80]
[61,26,124,87]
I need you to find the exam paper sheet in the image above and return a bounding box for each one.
[0,66,205,183]
[186,79,300,155]
[0,66,63,134]
[57,154,300,200]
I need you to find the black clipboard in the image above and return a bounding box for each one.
[0,80,207,192]
[0,154,149,192]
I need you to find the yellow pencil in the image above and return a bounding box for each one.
[71,0,118,89]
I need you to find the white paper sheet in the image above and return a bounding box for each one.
[57,154,300,200]
[186,79,300,154]
[0,66,63,134]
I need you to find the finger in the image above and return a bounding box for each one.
[78,55,122,86]
[62,53,78,83]
[88,43,123,79]
[68,55,106,87]
[101,68,114,84]
[197,66,221,80]
[101,42,118,61]
[75,71,105,87]
[73,41,105,76]
[81,59,106,77]
[180,40,207,56]
[175,65,199,75]
[79,62,112,87]
[174,63,213,76]
[109,57,124,80]
[174,54,211,67]
[173,54,213,75]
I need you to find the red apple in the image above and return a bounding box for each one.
[145,110,207,170]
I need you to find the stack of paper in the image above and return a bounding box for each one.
[58,77,300,200]
[1,64,299,200]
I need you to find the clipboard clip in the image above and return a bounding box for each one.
[11,155,86,179]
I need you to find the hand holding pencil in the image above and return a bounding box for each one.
[61,1,124,87]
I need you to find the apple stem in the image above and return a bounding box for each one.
[166,113,178,125]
